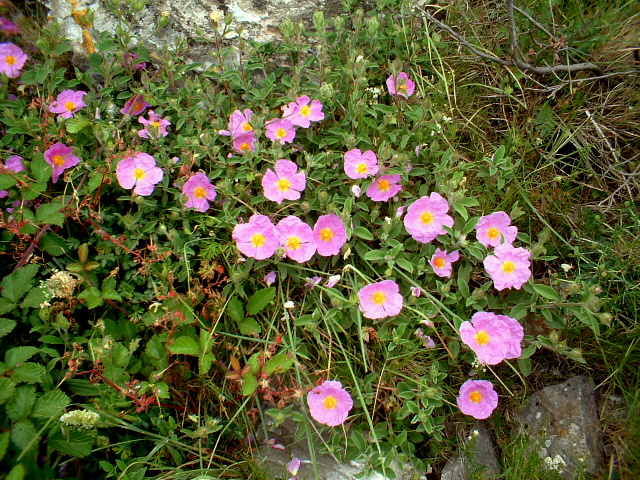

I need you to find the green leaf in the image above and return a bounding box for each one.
[239,317,261,336]
[168,336,200,356]
[0,173,17,190]
[36,202,64,226]
[65,379,104,396]
[35,63,51,83]
[20,286,50,309]
[0,377,16,404]
[517,357,532,377]
[49,428,93,458]
[31,153,51,184]
[5,346,39,367]
[11,363,46,384]
[1,264,39,303]
[395,257,414,273]
[364,249,386,261]
[246,287,275,316]
[0,318,17,338]
[77,287,103,308]
[352,226,374,241]
[242,373,258,396]
[40,232,68,256]
[519,344,536,360]
[264,354,293,375]
[533,284,561,301]
[0,298,16,315]
[6,386,36,421]
[11,420,37,451]
[33,390,71,418]
[66,117,90,133]
[6,463,26,480]
[88,53,103,70]
[0,431,10,462]
[21,182,48,201]
[199,352,215,375]
[451,201,469,221]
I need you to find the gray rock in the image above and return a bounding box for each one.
[440,421,501,480]
[514,375,604,479]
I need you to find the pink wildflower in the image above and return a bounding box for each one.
[459,312,523,365]
[120,94,150,116]
[283,95,324,128]
[182,172,217,212]
[116,152,163,196]
[307,380,353,426]
[287,457,301,476]
[483,243,532,290]
[122,52,146,70]
[0,18,20,36]
[5,155,24,172]
[264,271,277,286]
[0,42,27,78]
[358,280,404,320]
[313,214,347,257]
[476,211,518,248]
[232,133,256,154]
[49,89,88,120]
[386,72,415,98]
[457,380,498,420]
[265,118,296,145]
[219,109,255,140]
[275,216,316,263]
[44,143,80,183]
[232,214,279,260]
[326,275,341,288]
[366,174,401,201]
[343,149,378,179]
[410,286,422,297]
[429,248,460,278]
[403,193,454,243]
[138,110,170,139]
[262,159,306,204]
[305,277,322,289]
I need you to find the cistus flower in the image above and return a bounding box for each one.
[459,311,523,365]
[116,152,163,196]
[138,110,170,138]
[49,89,88,120]
[275,216,316,263]
[0,41,27,78]
[313,214,347,257]
[264,271,277,286]
[44,143,80,183]
[403,192,454,243]
[182,172,217,212]
[457,380,498,420]
[232,133,256,154]
[483,243,532,290]
[287,457,301,477]
[429,248,460,278]
[120,94,150,116]
[386,72,415,97]
[476,211,518,248]
[265,118,296,145]
[4,155,24,172]
[232,214,279,260]
[358,280,404,319]
[343,148,378,179]
[307,380,353,426]
[0,18,20,36]
[219,109,255,140]
[282,95,325,128]
[366,174,401,201]
[262,159,306,204]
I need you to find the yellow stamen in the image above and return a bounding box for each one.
[433,257,445,268]
[277,178,291,192]
[502,261,515,274]
[242,122,253,131]
[239,142,251,151]
[372,292,386,305]
[475,331,490,345]
[355,163,368,174]
[64,101,77,112]
[487,227,500,239]
[377,179,390,191]
[5,55,15,65]
[286,236,301,250]
[251,234,265,248]
[52,155,66,166]
[276,127,287,138]
[319,228,333,242]
[323,396,337,409]
[469,391,483,403]
[300,105,311,117]
[133,168,146,180]
[194,187,206,199]
[420,212,433,225]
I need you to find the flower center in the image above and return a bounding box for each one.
[251,233,266,248]
[242,122,253,132]
[475,331,490,345]
[52,155,66,166]
[133,168,146,180]
[486,227,500,239]
[64,101,77,112]
[377,179,390,191]
[286,236,301,250]
[469,391,483,403]
[300,105,311,117]
[323,396,337,410]
[6,55,15,65]
[420,211,433,225]
[194,187,206,199]
[433,257,445,268]
[150,121,161,129]
[372,292,386,305]
[319,228,333,242]
[276,127,287,139]
[277,178,291,192]
[239,142,251,151]
[398,83,407,91]
[355,163,368,174]
[502,261,515,274]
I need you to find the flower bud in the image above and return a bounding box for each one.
[598,312,613,326]
[131,0,145,12]
[318,82,334,102]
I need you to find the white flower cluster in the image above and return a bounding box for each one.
[59,409,100,429]
[45,270,79,299]
[543,454,566,472]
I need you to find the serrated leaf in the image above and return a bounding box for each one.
[66,117,90,133]
[21,182,48,201]
[0,431,9,462]
[31,153,51,184]
[533,284,561,301]
[239,317,261,336]
[352,226,374,241]
[36,202,64,226]
[0,173,17,190]
[168,336,200,356]
[246,287,275,316]
[49,428,93,458]
[242,373,258,396]
[5,346,39,367]
[0,298,16,315]
[33,390,71,418]
[264,354,293,375]
[40,232,68,256]
[1,264,39,303]
[199,352,215,375]
[20,286,50,309]
[11,420,37,451]
[0,377,16,403]
[77,287,103,308]
[6,386,35,421]
[6,463,26,480]
[0,318,17,338]
[11,363,46,384]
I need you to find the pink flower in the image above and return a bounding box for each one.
[283,96,324,128]
[429,248,460,278]
[138,110,170,139]
[483,243,531,290]
[122,52,146,70]
[120,94,150,116]
[313,214,346,257]
[262,159,306,204]
[232,133,256,154]
[0,42,27,78]
[358,280,404,319]
[366,174,401,201]
[275,216,316,263]
[476,211,518,248]
[343,149,378,179]
[182,172,217,212]
[232,214,279,260]
[264,271,277,286]
[457,380,498,420]
[116,152,163,196]
[386,72,415,98]
[287,457,301,476]
[403,193,454,243]
[325,275,341,288]
[219,109,255,140]
[305,277,322,289]
[44,143,80,183]
[266,118,296,145]
[49,89,88,120]
[5,155,24,172]
[459,311,523,365]
[307,380,353,426]
[410,286,422,297]
[0,18,20,36]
